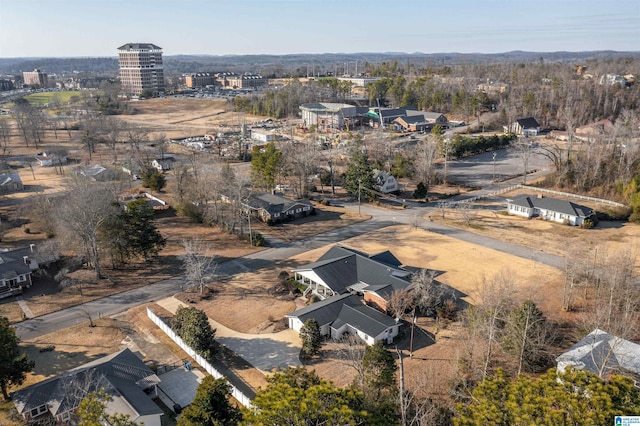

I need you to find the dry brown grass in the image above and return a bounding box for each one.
[16,317,127,391]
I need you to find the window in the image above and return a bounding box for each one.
[30,405,47,418]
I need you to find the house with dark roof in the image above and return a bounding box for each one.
[556,329,640,384]
[292,246,413,311]
[0,244,57,300]
[0,172,24,193]
[503,117,540,136]
[506,194,595,226]
[286,294,400,345]
[373,170,400,194]
[11,348,163,425]
[151,157,176,172]
[393,111,448,132]
[241,192,313,223]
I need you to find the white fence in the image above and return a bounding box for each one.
[146,308,254,409]
[518,185,627,208]
[444,184,626,208]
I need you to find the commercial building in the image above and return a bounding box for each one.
[23,69,48,87]
[117,43,165,95]
[185,72,218,88]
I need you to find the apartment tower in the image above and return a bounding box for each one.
[117,43,165,95]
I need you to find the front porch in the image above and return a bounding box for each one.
[294,272,335,299]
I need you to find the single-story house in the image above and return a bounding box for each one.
[506,194,595,226]
[11,348,163,425]
[0,244,58,299]
[373,170,400,194]
[393,111,448,132]
[286,294,400,345]
[35,152,67,167]
[241,192,313,223]
[76,164,122,182]
[0,173,24,193]
[504,117,540,136]
[292,246,413,305]
[151,157,176,172]
[556,329,640,384]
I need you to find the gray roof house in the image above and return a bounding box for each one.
[286,294,400,345]
[556,329,640,384]
[12,348,163,425]
[292,246,412,300]
[0,172,24,193]
[506,194,595,226]
[504,117,541,136]
[242,192,313,223]
[0,244,57,300]
[373,170,400,194]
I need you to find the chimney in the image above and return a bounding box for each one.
[30,244,36,252]
[537,193,543,199]
[23,256,31,265]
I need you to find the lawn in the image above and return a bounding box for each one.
[23,90,82,106]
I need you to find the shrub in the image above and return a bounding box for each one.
[580,219,595,229]
[175,202,203,223]
[250,231,266,247]
[23,227,30,234]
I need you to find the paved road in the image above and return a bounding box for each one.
[15,217,393,341]
[16,193,565,341]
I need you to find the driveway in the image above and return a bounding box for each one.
[156,297,302,373]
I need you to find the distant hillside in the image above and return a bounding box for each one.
[1,50,638,77]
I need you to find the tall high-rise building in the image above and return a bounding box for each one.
[117,43,165,95]
[23,69,48,87]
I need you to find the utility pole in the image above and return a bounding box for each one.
[328,159,335,195]
[396,347,406,426]
[409,309,416,358]
[358,178,362,216]
[443,138,450,185]
[492,151,497,182]
[247,207,253,246]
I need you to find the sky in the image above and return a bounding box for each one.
[1,0,639,58]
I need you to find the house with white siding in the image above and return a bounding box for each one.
[506,194,595,226]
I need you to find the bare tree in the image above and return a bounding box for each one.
[388,289,414,320]
[326,334,367,387]
[0,117,11,156]
[55,178,118,279]
[181,238,217,294]
[513,136,534,184]
[414,137,438,192]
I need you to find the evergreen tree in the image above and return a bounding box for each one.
[501,300,550,374]
[0,317,35,400]
[299,318,321,358]
[455,367,640,425]
[251,142,282,191]
[178,376,241,426]
[171,307,217,360]
[141,168,166,192]
[413,182,428,199]
[122,198,166,262]
[344,150,375,196]
[243,367,366,425]
[361,342,399,425]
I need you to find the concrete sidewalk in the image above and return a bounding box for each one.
[156,297,302,374]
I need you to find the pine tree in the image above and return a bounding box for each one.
[0,317,34,400]
[299,318,321,358]
[178,377,241,426]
